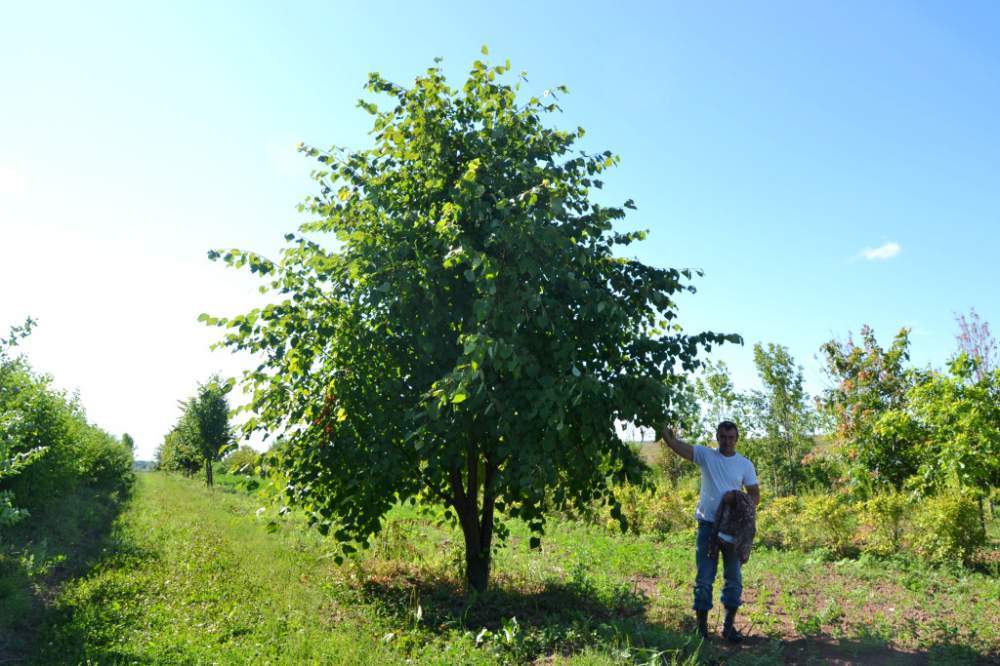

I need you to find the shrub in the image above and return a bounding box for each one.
[74,424,134,497]
[156,428,201,476]
[798,449,846,491]
[606,481,696,536]
[756,495,802,549]
[1,358,133,516]
[860,491,910,557]
[757,493,857,556]
[911,492,986,566]
[222,445,260,476]
[801,494,857,557]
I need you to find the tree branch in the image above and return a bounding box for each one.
[449,462,467,509]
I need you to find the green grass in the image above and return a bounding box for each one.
[6,473,998,664]
[0,482,129,658]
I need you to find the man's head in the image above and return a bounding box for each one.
[716,421,739,455]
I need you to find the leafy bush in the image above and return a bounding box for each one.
[757,493,857,556]
[74,424,135,497]
[156,428,201,476]
[798,447,846,491]
[0,361,80,512]
[0,447,47,534]
[756,495,801,549]
[911,492,986,566]
[222,445,260,475]
[801,494,857,557]
[1,327,133,532]
[605,481,696,536]
[860,491,910,557]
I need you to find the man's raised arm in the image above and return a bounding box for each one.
[658,425,695,462]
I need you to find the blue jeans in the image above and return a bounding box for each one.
[693,520,742,611]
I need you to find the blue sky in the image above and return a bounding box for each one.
[3,1,998,459]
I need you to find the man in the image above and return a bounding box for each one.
[659,421,760,643]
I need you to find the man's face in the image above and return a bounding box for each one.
[717,428,738,454]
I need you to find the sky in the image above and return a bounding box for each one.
[3,1,999,460]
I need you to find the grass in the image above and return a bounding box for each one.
[0,482,129,660]
[4,472,998,664]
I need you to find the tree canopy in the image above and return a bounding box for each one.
[205,51,737,592]
[820,326,918,490]
[743,343,817,495]
[157,377,233,486]
[2,319,133,536]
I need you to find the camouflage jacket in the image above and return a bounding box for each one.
[708,490,757,564]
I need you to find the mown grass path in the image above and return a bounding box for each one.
[25,473,1000,665]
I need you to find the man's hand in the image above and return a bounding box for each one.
[658,423,694,462]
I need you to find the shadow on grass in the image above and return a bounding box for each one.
[361,572,705,662]
[776,635,995,666]
[0,485,142,664]
[361,571,999,665]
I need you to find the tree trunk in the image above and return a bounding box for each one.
[205,458,214,488]
[450,450,497,596]
[462,526,491,594]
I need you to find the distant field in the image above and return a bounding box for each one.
[9,473,999,665]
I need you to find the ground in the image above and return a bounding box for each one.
[1,473,996,665]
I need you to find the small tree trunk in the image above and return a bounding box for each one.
[454,497,490,594]
[205,458,214,488]
[462,525,491,594]
[450,451,497,596]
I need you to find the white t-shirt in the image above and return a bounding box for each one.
[692,444,758,522]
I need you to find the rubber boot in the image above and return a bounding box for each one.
[695,609,710,639]
[722,606,743,644]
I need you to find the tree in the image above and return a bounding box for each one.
[0,318,36,361]
[155,427,201,476]
[692,359,744,441]
[0,318,47,534]
[204,52,737,593]
[181,377,233,488]
[820,326,918,491]
[121,433,135,452]
[903,356,1000,508]
[954,308,997,382]
[157,378,233,485]
[2,318,133,531]
[742,343,815,495]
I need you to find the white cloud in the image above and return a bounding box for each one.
[861,241,901,261]
[0,164,26,194]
